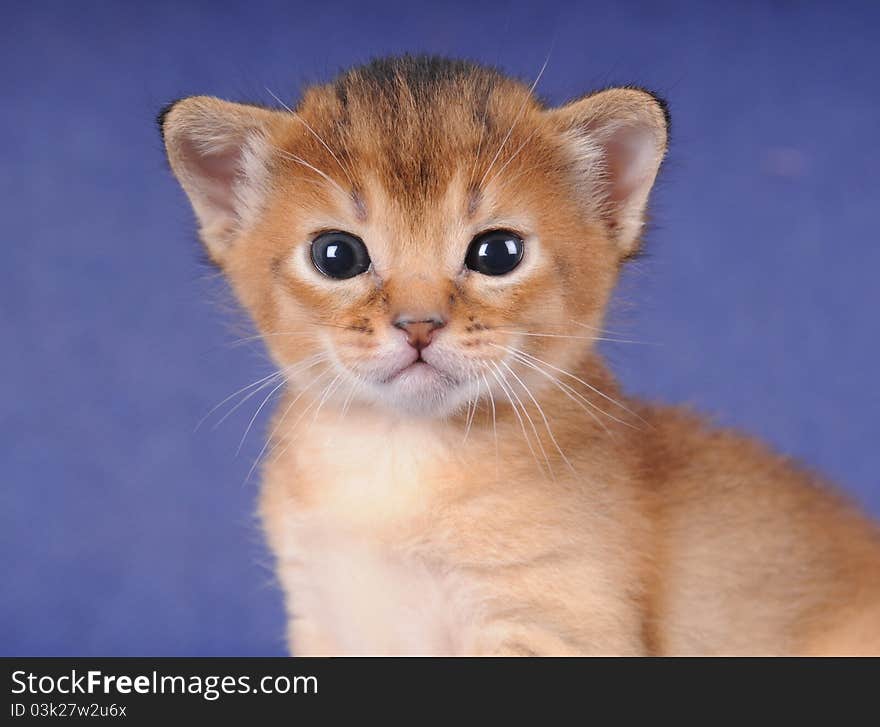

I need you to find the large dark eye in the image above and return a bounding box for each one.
[465,230,524,276]
[310,231,371,279]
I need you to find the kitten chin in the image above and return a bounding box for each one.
[370,363,470,416]
[162,55,880,655]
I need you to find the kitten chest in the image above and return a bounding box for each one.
[262,417,464,655]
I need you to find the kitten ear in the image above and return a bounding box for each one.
[159,96,286,260]
[549,87,669,257]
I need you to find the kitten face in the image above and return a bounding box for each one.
[264,169,575,416]
[161,57,668,417]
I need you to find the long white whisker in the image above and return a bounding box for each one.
[262,372,338,470]
[224,331,321,348]
[211,372,286,430]
[337,375,362,423]
[462,371,481,444]
[480,369,499,482]
[493,343,647,428]
[494,361,557,478]
[504,347,637,430]
[244,366,331,484]
[309,373,343,429]
[499,359,576,475]
[273,147,348,199]
[266,88,356,188]
[477,53,550,191]
[508,351,611,436]
[486,363,543,477]
[236,375,289,455]
[195,368,285,432]
[490,361,551,478]
[569,319,634,339]
[484,127,540,190]
[487,157,558,198]
[225,322,359,348]
[467,89,492,191]
[497,330,655,345]
[216,355,324,433]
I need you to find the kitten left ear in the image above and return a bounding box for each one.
[549,87,669,257]
[159,96,288,261]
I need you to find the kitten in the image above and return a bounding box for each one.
[160,55,880,655]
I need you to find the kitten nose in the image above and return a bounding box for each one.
[393,316,445,351]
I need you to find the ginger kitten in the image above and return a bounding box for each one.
[160,56,880,655]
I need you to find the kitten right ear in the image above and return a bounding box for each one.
[548,87,669,258]
[159,96,287,261]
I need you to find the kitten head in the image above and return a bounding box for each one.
[161,56,667,417]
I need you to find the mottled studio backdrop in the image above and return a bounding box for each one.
[2,0,878,655]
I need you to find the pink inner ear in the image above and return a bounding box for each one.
[178,134,242,219]
[603,124,656,212]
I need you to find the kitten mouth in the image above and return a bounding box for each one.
[383,359,455,386]
[384,360,433,382]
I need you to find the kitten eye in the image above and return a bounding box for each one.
[310,231,371,279]
[465,230,524,276]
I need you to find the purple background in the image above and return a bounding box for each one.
[2,0,878,655]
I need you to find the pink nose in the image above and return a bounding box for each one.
[393,317,445,351]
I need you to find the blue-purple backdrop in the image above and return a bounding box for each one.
[2,0,878,656]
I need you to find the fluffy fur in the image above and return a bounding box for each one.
[161,55,880,655]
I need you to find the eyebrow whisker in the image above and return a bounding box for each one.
[267,87,357,189]
[476,53,550,192]
[273,147,349,199]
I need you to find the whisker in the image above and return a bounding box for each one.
[195,367,285,432]
[244,366,331,484]
[210,372,288,430]
[236,365,302,455]
[262,371,339,470]
[462,370,481,445]
[484,127,540,190]
[498,359,576,475]
[498,330,656,345]
[485,363,543,477]
[490,361,553,477]
[309,373,344,429]
[487,156,558,198]
[493,343,647,429]
[266,88,356,188]
[504,351,611,436]
[467,83,493,191]
[273,147,348,199]
[224,331,315,348]
[214,355,325,432]
[480,369,499,482]
[337,375,362,423]
[569,319,637,339]
[224,322,365,348]
[476,53,550,191]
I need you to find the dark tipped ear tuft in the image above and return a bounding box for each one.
[548,86,669,257]
[619,85,671,135]
[156,98,184,143]
[651,91,671,133]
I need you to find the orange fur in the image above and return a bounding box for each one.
[161,56,880,655]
